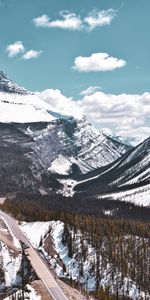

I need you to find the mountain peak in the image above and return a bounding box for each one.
[0,70,28,94]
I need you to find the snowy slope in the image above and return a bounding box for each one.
[115,137,150,185]
[0,71,68,123]
[99,184,150,207]
[0,91,57,123]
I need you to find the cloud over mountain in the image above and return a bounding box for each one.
[36,88,150,145]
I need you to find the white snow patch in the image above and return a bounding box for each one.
[49,155,72,175]
[103,210,113,216]
[58,179,77,197]
[20,221,52,248]
[0,243,21,287]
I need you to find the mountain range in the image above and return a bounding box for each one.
[0,71,149,206]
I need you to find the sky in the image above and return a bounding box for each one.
[0,0,150,144]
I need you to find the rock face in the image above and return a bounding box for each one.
[0,71,131,193]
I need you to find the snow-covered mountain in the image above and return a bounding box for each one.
[91,135,150,187]
[73,136,150,206]
[0,71,131,193]
[111,136,150,186]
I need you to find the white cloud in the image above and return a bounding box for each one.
[36,88,150,145]
[84,9,117,31]
[80,86,101,96]
[73,53,126,72]
[33,9,117,31]
[35,89,83,119]
[22,50,42,60]
[80,91,142,126]
[79,91,150,144]
[6,41,42,60]
[33,14,50,27]
[33,12,82,30]
[6,41,25,57]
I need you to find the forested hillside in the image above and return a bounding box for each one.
[1,193,150,299]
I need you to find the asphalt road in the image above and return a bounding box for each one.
[0,210,68,300]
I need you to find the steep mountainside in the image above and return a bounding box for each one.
[24,118,130,174]
[0,71,131,193]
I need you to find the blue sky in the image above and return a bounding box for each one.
[0,0,150,143]
[1,0,150,95]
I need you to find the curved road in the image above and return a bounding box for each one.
[0,210,68,300]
